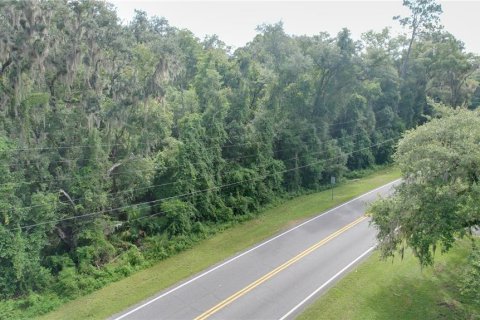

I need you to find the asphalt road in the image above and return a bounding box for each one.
[111,180,400,320]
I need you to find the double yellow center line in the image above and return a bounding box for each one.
[194,215,368,320]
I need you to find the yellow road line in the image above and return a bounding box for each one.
[194,215,368,320]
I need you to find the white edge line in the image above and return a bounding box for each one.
[112,179,399,320]
[278,245,377,320]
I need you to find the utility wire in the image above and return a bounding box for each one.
[9,137,398,231]
[0,117,394,170]
[1,117,378,153]
[14,152,313,212]
[7,128,397,211]
[0,123,395,186]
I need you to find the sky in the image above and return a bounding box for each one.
[110,0,480,54]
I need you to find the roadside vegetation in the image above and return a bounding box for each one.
[298,239,480,320]
[0,0,478,318]
[368,106,480,309]
[299,100,480,320]
[38,167,400,320]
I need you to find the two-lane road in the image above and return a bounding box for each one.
[111,180,400,320]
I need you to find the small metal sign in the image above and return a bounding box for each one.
[330,176,336,200]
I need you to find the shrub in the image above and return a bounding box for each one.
[55,267,79,298]
[162,200,195,237]
[124,246,145,267]
[461,245,480,304]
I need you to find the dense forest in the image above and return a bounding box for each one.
[0,0,479,316]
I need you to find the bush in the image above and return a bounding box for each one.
[20,292,62,317]
[47,255,75,274]
[75,228,117,270]
[124,246,145,267]
[461,244,480,304]
[162,200,195,237]
[143,236,170,260]
[77,276,100,294]
[55,267,80,298]
[0,299,18,320]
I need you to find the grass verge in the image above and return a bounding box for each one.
[298,239,480,320]
[40,166,400,320]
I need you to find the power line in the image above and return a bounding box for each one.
[10,144,349,212]
[0,116,394,170]
[0,140,270,169]
[1,117,378,153]
[333,116,395,129]
[9,137,398,231]
[5,128,396,212]
[0,127,324,168]
[0,123,394,186]
[14,152,309,212]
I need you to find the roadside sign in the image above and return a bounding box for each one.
[330,176,335,200]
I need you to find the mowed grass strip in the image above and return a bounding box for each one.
[298,239,480,320]
[40,167,400,320]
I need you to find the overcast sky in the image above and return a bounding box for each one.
[110,1,480,54]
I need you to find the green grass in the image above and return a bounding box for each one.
[40,166,400,320]
[298,239,480,320]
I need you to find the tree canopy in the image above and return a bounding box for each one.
[370,106,480,266]
[0,0,478,317]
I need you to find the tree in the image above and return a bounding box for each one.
[0,138,57,297]
[1,0,477,311]
[420,32,479,107]
[395,0,443,77]
[370,106,480,266]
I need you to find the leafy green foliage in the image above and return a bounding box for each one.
[460,244,480,304]
[163,200,195,237]
[0,0,477,317]
[298,240,480,320]
[370,107,480,265]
